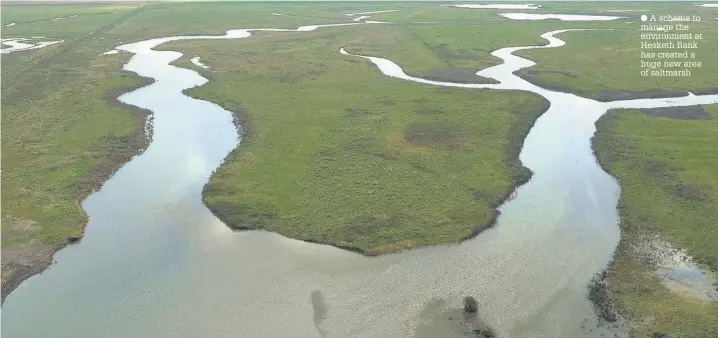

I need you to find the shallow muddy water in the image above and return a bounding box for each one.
[3,17,718,338]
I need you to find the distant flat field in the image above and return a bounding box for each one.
[2,1,143,2]
[514,2,718,100]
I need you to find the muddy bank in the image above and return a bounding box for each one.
[514,68,701,102]
[1,75,154,302]
[636,105,711,120]
[587,270,619,325]
[196,96,373,257]
[585,241,637,336]
[419,68,498,84]
[631,233,718,301]
[690,87,718,96]
[595,89,693,102]
[461,95,550,241]
[592,233,718,337]
[73,76,155,200]
[1,246,53,303]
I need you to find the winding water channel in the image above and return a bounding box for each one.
[3,18,718,338]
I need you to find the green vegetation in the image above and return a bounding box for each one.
[506,4,718,332]
[593,105,718,337]
[167,25,547,254]
[0,0,550,296]
[145,3,578,255]
[1,2,153,299]
[4,6,716,337]
[515,4,718,100]
[347,12,609,82]
[158,3,648,256]
[0,0,352,297]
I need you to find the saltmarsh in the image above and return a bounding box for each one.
[6,7,714,332]
[1,2,153,299]
[0,1,392,297]
[2,1,553,295]
[165,24,548,254]
[514,3,718,100]
[509,4,718,332]
[593,104,718,337]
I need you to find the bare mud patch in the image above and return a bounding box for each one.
[344,107,375,116]
[404,122,466,149]
[596,89,690,102]
[688,87,718,96]
[632,234,718,302]
[671,183,712,201]
[1,239,54,302]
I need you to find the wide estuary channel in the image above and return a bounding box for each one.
[3,16,718,338]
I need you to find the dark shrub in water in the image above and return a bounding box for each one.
[473,328,496,338]
[463,296,478,313]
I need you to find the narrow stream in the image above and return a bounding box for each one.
[3,19,717,338]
